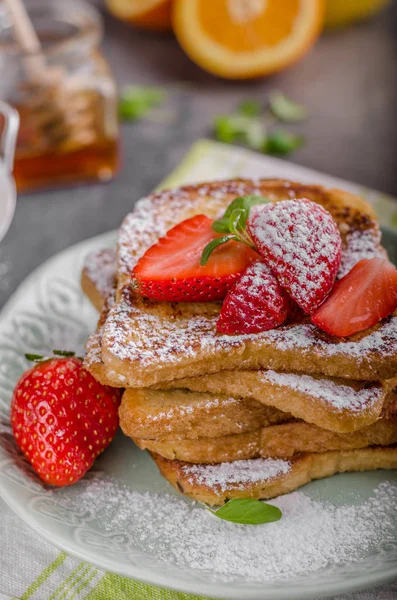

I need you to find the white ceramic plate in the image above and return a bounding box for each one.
[0,230,397,600]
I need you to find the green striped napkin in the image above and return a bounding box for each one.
[1,140,396,600]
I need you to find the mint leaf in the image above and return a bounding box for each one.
[238,100,262,117]
[264,130,304,156]
[214,114,266,150]
[214,116,241,144]
[213,195,270,234]
[200,235,237,266]
[119,86,166,121]
[228,207,247,235]
[269,91,307,123]
[201,195,269,264]
[244,120,267,151]
[211,498,282,525]
[214,115,250,144]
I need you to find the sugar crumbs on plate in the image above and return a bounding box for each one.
[56,476,397,582]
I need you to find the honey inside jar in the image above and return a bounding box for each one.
[0,0,119,192]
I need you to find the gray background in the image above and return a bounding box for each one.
[1,2,397,599]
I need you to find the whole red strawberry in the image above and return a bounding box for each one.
[247,199,342,314]
[217,260,290,334]
[11,355,120,486]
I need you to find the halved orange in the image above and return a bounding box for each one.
[172,0,325,79]
[105,0,172,32]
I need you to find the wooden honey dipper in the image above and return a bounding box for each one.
[4,0,99,151]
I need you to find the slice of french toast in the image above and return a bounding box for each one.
[81,248,116,313]
[134,401,397,463]
[89,179,396,386]
[151,445,397,505]
[161,372,397,434]
[119,388,291,441]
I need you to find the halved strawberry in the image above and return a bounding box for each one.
[311,258,397,337]
[247,199,342,314]
[217,260,290,334]
[132,214,259,302]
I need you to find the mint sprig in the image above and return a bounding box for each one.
[209,498,282,525]
[269,91,307,123]
[238,100,262,117]
[200,195,269,265]
[214,115,265,150]
[213,194,269,237]
[200,235,236,266]
[214,92,307,156]
[119,86,166,121]
[264,130,305,156]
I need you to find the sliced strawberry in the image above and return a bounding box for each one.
[311,258,397,337]
[247,199,342,314]
[132,214,259,302]
[217,260,290,335]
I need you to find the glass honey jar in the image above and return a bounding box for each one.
[0,0,119,192]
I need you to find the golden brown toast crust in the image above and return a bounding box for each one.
[81,248,116,313]
[162,372,396,434]
[136,413,397,463]
[151,446,397,505]
[119,388,291,441]
[100,288,397,385]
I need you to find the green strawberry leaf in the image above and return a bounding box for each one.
[52,350,75,357]
[25,353,46,362]
[210,498,282,525]
[269,91,307,123]
[200,235,237,266]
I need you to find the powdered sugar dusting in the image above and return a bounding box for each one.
[262,371,383,411]
[338,228,385,277]
[182,457,291,491]
[248,200,342,312]
[117,181,263,286]
[104,289,397,369]
[218,260,289,334]
[143,395,239,423]
[55,476,397,582]
[85,329,102,365]
[83,248,116,300]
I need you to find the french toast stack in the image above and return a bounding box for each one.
[81,180,397,505]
